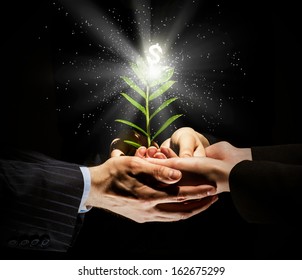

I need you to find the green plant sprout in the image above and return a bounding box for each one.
[115,53,182,148]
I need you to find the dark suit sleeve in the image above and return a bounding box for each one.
[229,144,302,224]
[0,149,85,252]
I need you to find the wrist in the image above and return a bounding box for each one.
[238,148,252,161]
[78,166,92,213]
[85,164,109,208]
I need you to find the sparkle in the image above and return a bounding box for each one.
[48,0,247,140]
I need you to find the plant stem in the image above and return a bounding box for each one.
[145,85,151,147]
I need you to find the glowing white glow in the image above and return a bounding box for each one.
[146,43,162,65]
[55,0,233,137]
[144,43,164,83]
[148,64,161,81]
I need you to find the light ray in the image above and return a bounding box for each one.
[51,0,246,142]
[131,0,152,54]
[59,0,139,62]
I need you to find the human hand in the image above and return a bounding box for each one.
[133,144,218,219]
[85,155,217,223]
[146,141,252,195]
[160,127,210,157]
[205,141,252,165]
[145,156,230,194]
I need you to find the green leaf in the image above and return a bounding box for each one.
[115,119,148,137]
[151,114,183,141]
[121,76,146,99]
[149,80,176,101]
[150,97,178,120]
[149,66,174,88]
[124,140,142,149]
[120,93,146,115]
[131,58,148,86]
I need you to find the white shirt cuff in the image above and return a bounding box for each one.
[79,166,92,213]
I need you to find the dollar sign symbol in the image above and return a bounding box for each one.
[147,43,163,65]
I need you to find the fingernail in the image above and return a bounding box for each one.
[154,152,167,159]
[169,170,181,180]
[147,146,157,158]
[138,146,146,156]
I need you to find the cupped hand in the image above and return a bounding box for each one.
[145,156,231,194]
[86,155,217,223]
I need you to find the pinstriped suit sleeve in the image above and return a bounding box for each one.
[0,149,85,252]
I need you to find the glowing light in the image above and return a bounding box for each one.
[116,43,180,148]
[53,1,241,140]
[146,43,163,65]
[148,64,161,81]
[133,43,169,86]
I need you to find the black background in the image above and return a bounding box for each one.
[1,0,301,259]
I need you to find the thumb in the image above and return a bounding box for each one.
[111,149,125,157]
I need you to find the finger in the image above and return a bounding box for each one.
[179,185,216,198]
[156,195,219,220]
[146,157,212,173]
[147,183,216,205]
[153,152,167,159]
[160,146,178,158]
[175,134,196,157]
[146,146,159,158]
[169,185,216,203]
[134,146,147,158]
[157,195,218,211]
[196,131,210,147]
[193,145,206,157]
[161,138,171,148]
[180,195,219,219]
[111,148,125,157]
[145,157,182,169]
[140,160,182,184]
